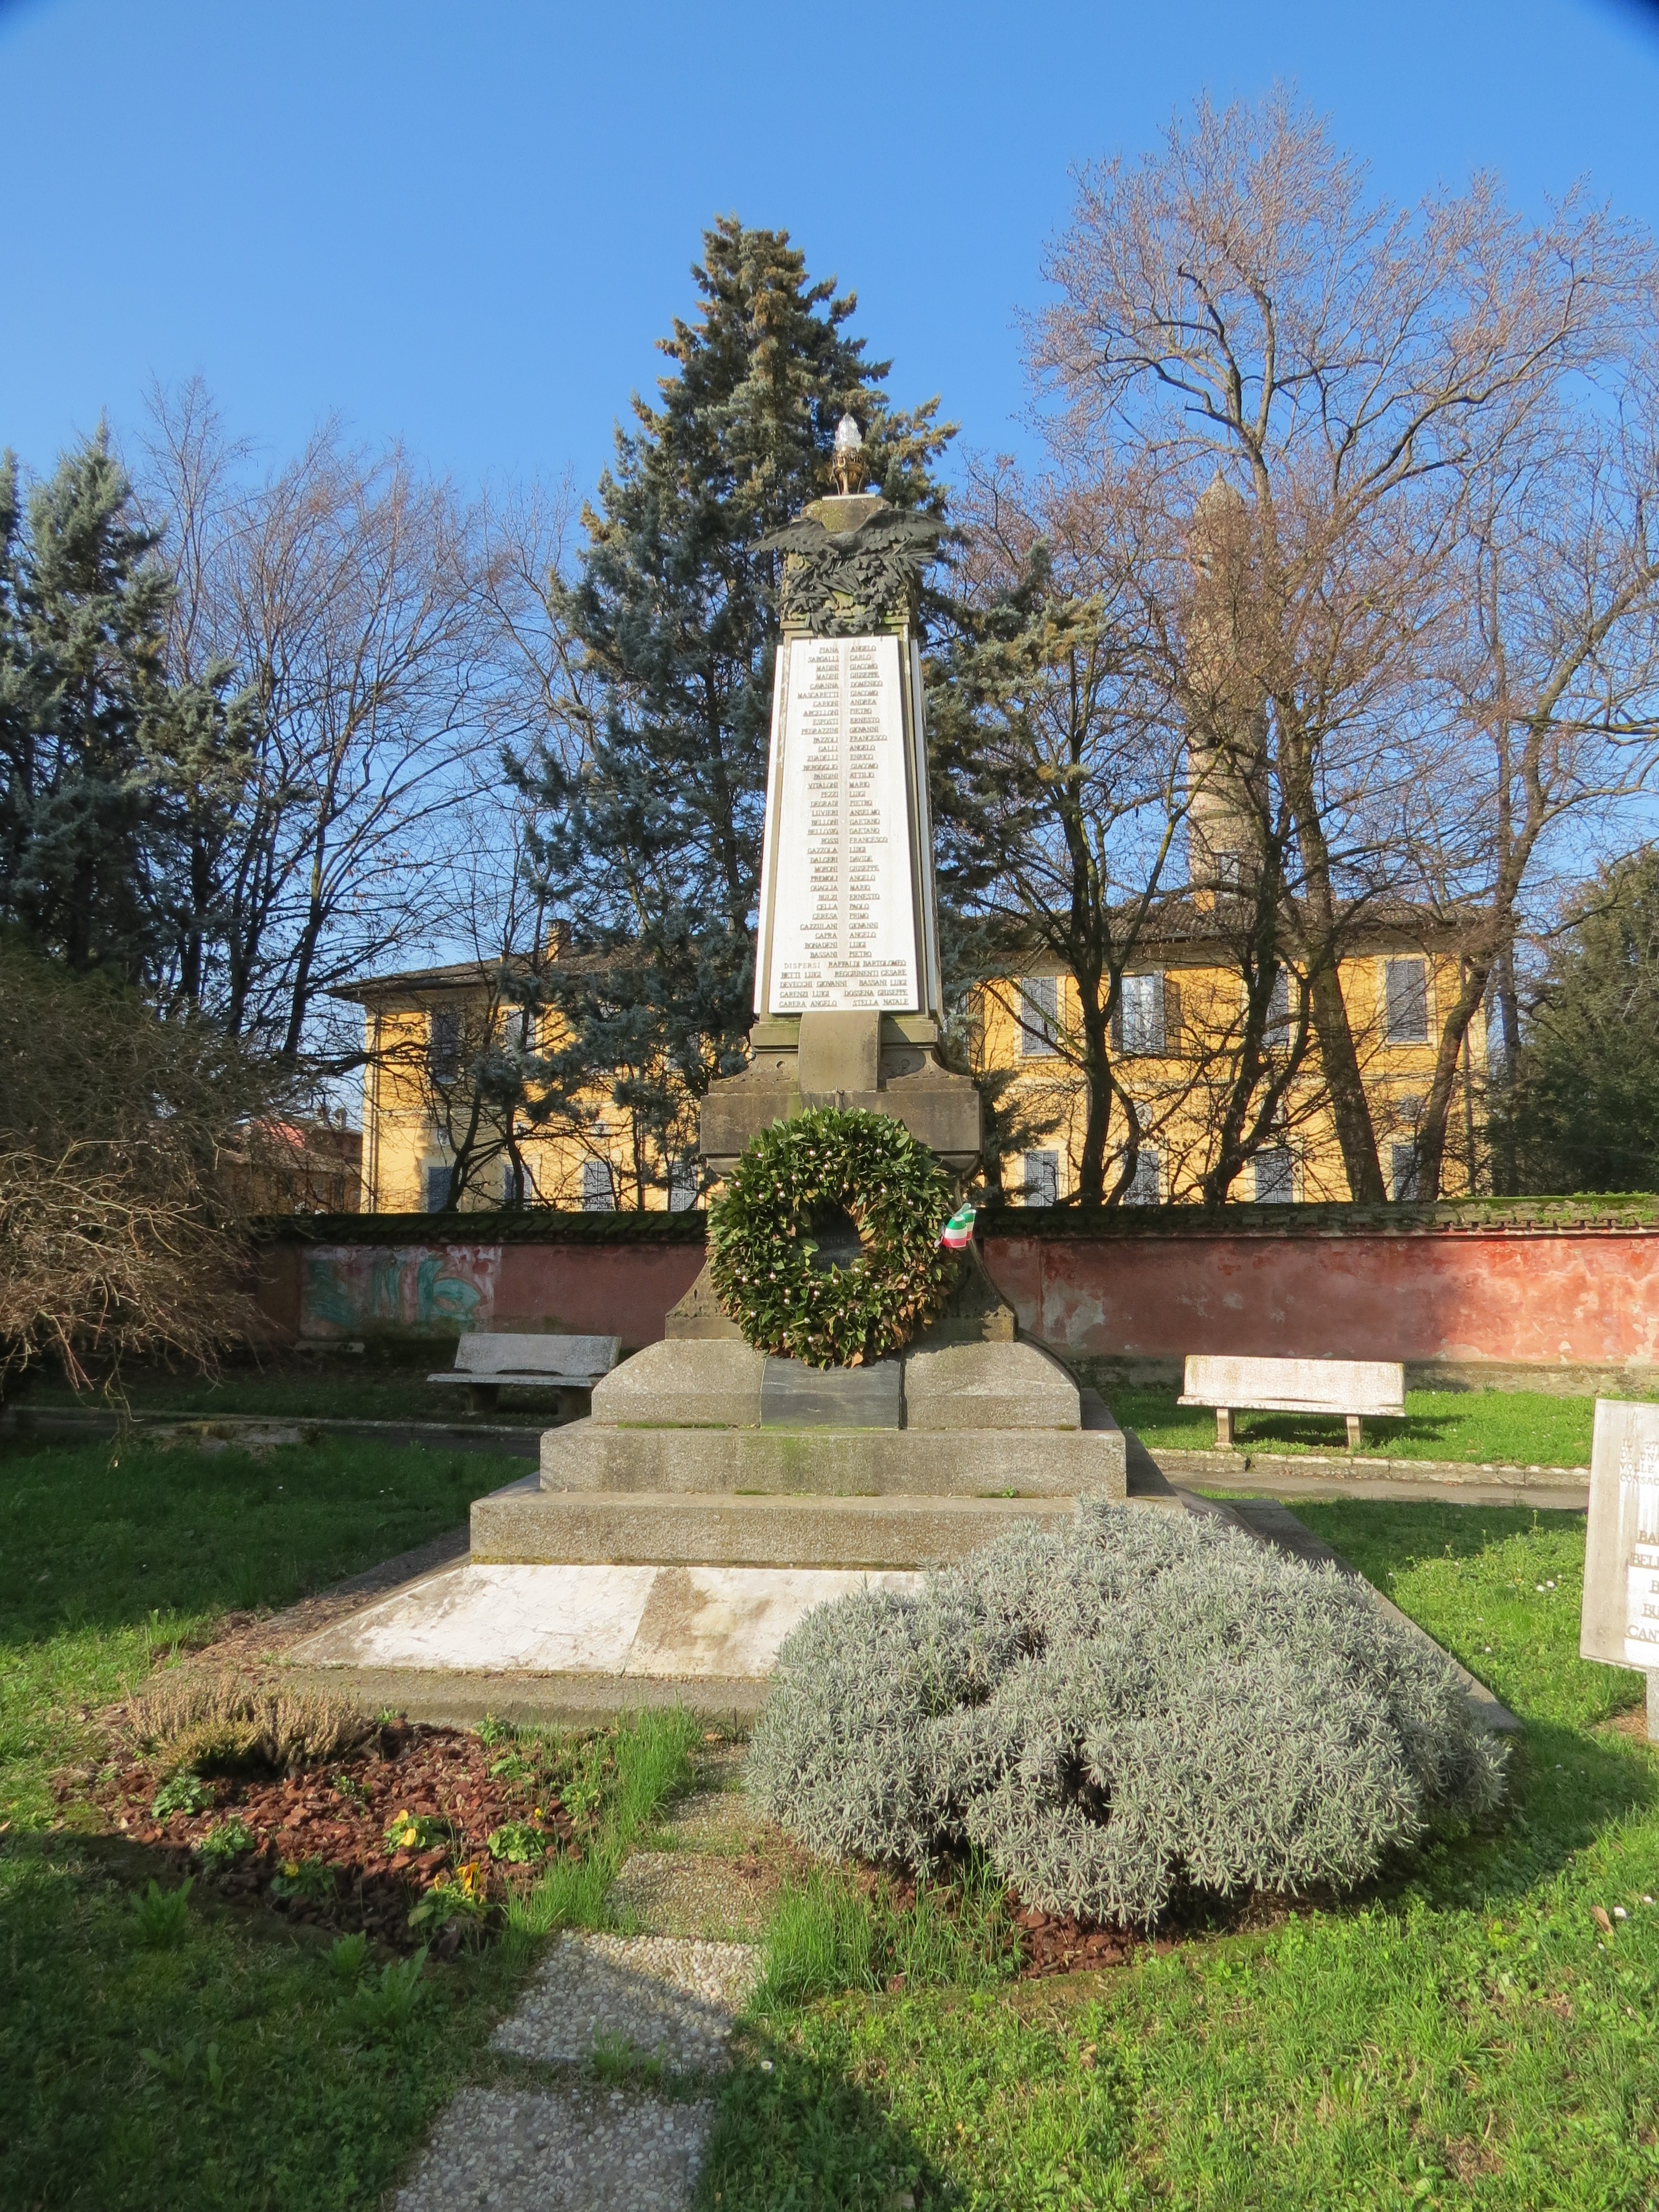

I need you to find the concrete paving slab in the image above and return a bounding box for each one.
[623,1564,922,1676]
[286,1561,919,1681]
[392,2084,712,2212]
[290,1562,659,1674]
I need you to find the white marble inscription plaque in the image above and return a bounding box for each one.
[763,635,918,1013]
[1580,1399,1659,1671]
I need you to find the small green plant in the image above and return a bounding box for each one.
[345,1947,429,2036]
[757,1872,878,2008]
[540,1732,614,1825]
[487,1750,534,1783]
[269,1857,336,1902]
[197,1816,254,1867]
[408,1858,489,1933]
[487,1820,546,1864]
[477,1714,513,1746]
[384,1809,449,1851]
[591,2031,662,2088]
[131,1877,194,1949]
[139,2037,226,2099]
[327,1932,371,1984]
[151,1771,212,1819]
[332,1770,368,1804]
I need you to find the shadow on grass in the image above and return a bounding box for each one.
[700,2031,963,2211]
[0,1824,513,2212]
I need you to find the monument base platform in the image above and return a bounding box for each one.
[471,1485,1083,1568]
[535,1401,1126,1498]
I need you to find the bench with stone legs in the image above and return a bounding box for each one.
[426,1332,622,1416]
[1178,1353,1405,1454]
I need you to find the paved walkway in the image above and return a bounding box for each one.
[392,1773,768,2212]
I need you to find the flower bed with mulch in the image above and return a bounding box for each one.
[76,1718,588,1954]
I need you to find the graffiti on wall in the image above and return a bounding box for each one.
[300,1245,500,1339]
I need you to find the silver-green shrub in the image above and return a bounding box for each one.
[748,1500,1506,1924]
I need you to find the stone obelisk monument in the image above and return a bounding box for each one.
[700,415,980,1175]
[384,421,1127,1714]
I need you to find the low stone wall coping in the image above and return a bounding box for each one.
[252,1195,1659,1246]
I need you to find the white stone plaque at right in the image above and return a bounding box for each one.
[1579,1397,1659,1671]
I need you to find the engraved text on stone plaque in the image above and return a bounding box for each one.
[761,635,918,1014]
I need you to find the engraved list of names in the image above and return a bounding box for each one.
[764,635,918,1013]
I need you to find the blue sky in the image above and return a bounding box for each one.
[5,0,1659,499]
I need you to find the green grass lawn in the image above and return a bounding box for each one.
[0,1432,697,2209]
[7,1432,1659,2208]
[1109,1384,1634,1467]
[704,1501,1659,2210]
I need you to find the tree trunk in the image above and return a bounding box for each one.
[1277,719,1386,1202]
[1414,950,1493,1198]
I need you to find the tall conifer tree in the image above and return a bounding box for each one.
[0,432,174,976]
[516,218,951,1197]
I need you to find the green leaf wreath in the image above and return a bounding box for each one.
[707,1108,959,1369]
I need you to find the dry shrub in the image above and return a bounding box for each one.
[129,1672,373,1778]
[749,1499,1508,1927]
[0,945,284,1395]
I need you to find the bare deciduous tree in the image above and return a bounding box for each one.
[1034,91,1657,1199]
[931,455,1189,1204]
[135,380,498,1066]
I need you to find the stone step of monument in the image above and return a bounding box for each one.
[538,1398,1126,1500]
[471,1486,1081,1569]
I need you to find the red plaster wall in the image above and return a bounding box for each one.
[494,1243,706,1349]
[254,1224,1659,1372]
[978,1230,1659,1370]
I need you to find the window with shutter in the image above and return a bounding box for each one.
[1391,1142,1420,1200]
[1118,972,1165,1055]
[1126,1149,1161,1204]
[581,1158,616,1212]
[1022,1149,1060,1206]
[427,1007,462,1076]
[668,1160,698,1212]
[423,1163,451,1212]
[1019,975,1059,1057]
[1265,967,1291,1040]
[1384,958,1429,1044]
[1254,1148,1294,1202]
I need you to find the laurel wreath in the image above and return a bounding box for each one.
[707,1107,958,1370]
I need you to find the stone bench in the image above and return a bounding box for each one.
[1178,1354,1405,1453]
[427,1332,622,1415]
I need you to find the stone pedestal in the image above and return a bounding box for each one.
[699,1013,981,1175]
[467,1332,1126,1567]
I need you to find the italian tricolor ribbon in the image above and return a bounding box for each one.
[939,1202,976,1251]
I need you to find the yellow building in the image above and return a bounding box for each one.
[340,955,701,1215]
[346,911,1484,1213]
[972,902,1485,1206]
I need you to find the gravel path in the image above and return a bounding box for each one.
[393,1929,760,2208]
[494,1931,761,2071]
[392,2084,713,2211]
